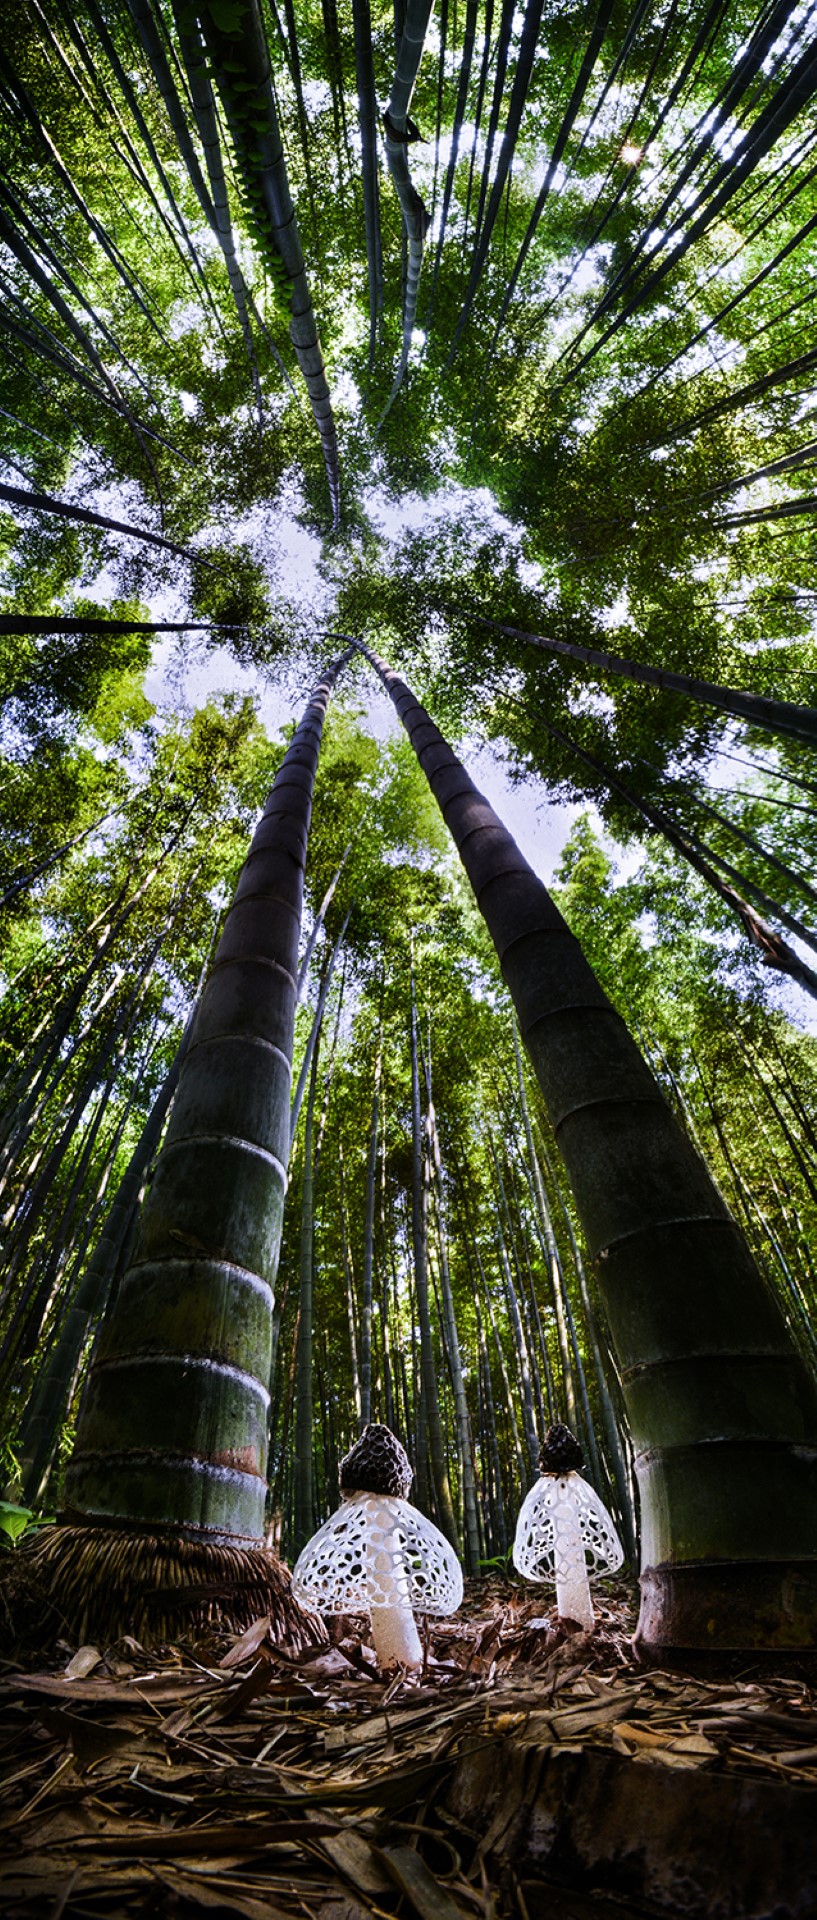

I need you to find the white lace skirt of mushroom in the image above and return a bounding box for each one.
[292,1492,463,1669]
[513,1471,623,1630]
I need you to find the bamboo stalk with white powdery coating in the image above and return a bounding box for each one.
[348,636,817,1654]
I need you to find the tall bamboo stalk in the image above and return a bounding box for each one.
[293,1026,321,1552]
[60,653,351,1565]
[352,638,817,1653]
[426,1095,481,1574]
[410,969,458,1544]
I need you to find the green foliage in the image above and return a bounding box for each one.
[0,1499,34,1544]
[2,0,817,1559]
[189,543,273,629]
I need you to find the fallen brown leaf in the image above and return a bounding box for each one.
[218,1617,274,1669]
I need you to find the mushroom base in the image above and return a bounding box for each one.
[637,1558,817,1653]
[555,1568,595,1633]
[370,1604,423,1670]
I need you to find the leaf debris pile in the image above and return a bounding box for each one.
[1,1578,816,1919]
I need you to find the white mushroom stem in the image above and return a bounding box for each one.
[552,1481,594,1630]
[368,1515,423,1669]
[370,1600,423,1669]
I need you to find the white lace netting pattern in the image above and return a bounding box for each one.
[513,1472,624,1582]
[291,1492,464,1615]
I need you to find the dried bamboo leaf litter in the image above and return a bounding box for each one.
[1,1577,816,1918]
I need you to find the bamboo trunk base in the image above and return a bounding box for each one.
[637,1559,817,1654]
[2,1525,328,1654]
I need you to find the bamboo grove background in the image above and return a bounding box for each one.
[1,0,817,1564]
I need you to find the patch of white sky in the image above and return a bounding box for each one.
[301,79,332,116]
[596,591,630,631]
[166,299,215,342]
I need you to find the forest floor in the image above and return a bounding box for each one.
[1,1575,816,1920]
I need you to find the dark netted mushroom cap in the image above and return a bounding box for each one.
[339,1424,413,1499]
[540,1423,584,1476]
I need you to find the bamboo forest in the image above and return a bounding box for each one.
[1,0,817,1911]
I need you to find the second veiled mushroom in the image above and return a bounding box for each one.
[513,1423,624,1631]
[291,1424,463,1670]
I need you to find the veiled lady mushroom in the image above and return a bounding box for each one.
[513,1423,623,1631]
[291,1424,463,1670]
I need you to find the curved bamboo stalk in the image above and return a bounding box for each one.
[677,784,817,917]
[379,0,434,422]
[0,177,153,395]
[124,0,215,226]
[515,0,710,350]
[351,0,384,369]
[654,341,817,445]
[0,482,223,570]
[455,604,817,749]
[0,201,163,504]
[16,1020,195,1507]
[0,296,188,463]
[351,637,817,1653]
[566,32,817,379]
[297,845,354,995]
[560,0,805,362]
[467,0,615,367]
[0,958,162,1374]
[196,0,340,526]
[529,711,817,998]
[449,0,548,353]
[62,650,353,1547]
[1,803,120,909]
[168,1,270,423]
[14,992,149,1367]
[632,201,817,420]
[423,0,477,336]
[32,0,220,325]
[0,825,196,1178]
[80,0,220,312]
[0,50,170,347]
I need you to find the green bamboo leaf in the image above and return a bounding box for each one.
[206,0,245,32]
